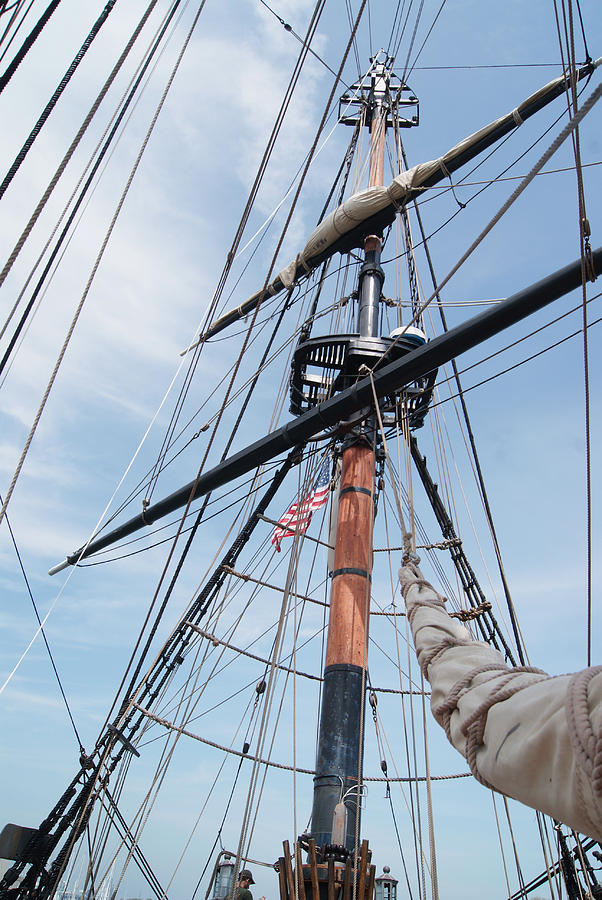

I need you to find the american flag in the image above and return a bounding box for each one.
[272,458,331,552]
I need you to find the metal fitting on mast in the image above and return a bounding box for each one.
[338,54,419,130]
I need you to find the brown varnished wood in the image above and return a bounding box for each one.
[278,856,288,900]
[295,844,306,900]
[327,859,335,900]
[343,857,353,900]
[283,841,295,900]
[308,840,320,900]
[325,443,374,669]
[367,864,376,900]
[368,107,386,191]
[357,839,369,900]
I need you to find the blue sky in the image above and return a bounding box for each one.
[1,1,602,899]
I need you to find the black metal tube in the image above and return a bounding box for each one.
[310,664,364,850]
[357,248,384,338]
[58,247,601,568]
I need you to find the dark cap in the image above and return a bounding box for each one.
[239,870,255,885]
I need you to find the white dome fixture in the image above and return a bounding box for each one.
[389,325,427,346]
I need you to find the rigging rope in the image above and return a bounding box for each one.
[106,281,308,743]
[257,0,345,83]
[367,368,414,557]
[136,0,336,554]
[396,130,526,663]
[384,80,602,343]
[134,702,470,782]
[0,0,160,305]
[0,0,182,369]
[99,789,167,899]
[0,0,118,200]
[383,81,592,272]
[553,0,594,665]
[398,0,425,86]
[368,691,416,900]
[420,671,439,900]
[0,0,60,93]
[79,26,386,864]
[0,0,203,528]
[0,1,36,56]
[428,305,602,415]
[384,511,426,898]
[403,0,446,81]
[0,495,85,753]
[4,8,597,898]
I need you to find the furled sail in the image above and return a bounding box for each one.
[399,562,602,841]
[198,58,600,343]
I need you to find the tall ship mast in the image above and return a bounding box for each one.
[310,56,405,858]
[0,4,601,900]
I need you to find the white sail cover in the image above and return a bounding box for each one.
[400,563,602,840]
[201,58,600,343]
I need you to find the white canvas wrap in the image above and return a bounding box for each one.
[211,63,601,340]
[401,564,602,841]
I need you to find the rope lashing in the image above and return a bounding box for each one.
[451,600,492,621]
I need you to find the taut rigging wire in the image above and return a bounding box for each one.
[0,0,61,93]
[345,0,362,79]
[434,289,602,395]
[402,0,446,82]
[395,127,526,662]
[380,498,427,896]
[113,2,370,722]
[0,0,161,308]
[0,0,205,528]
[554,0,594,666]
[411,62,582,70]
[138,0,338,521]
[0,1,23,16]
[257,0,349,85]
[0,0,34,55]
[100,461,284,543]
[111,288,309,742]
[1,495,85,753]
[429,304,602,413]
[0,0,183,376]
[98,789,167,900]
[4,8,596,900]
[380,80,602,345]
[388,0,412,65]
[398,0,425,86]
[144,277,296,510]
[192,0,329,344]
[382,81,592,269]
[440,159,602,186]
[0,0,119,200]
[386,0,404,59]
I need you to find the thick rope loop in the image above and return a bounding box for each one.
[566,667,602,803]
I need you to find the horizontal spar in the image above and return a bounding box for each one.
[50,246,601,573]
[198,57,600,344]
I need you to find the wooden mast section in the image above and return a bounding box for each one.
[310,60,390,857]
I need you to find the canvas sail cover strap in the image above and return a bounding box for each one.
[400,564,602,841]
[199,58,600,343]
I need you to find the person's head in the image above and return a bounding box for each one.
[239,870,255,888]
